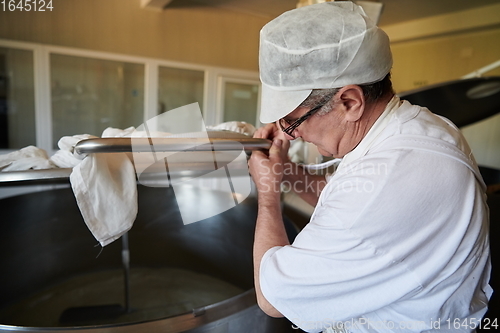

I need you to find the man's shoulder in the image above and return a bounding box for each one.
[377,100,471,156]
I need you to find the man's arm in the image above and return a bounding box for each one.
[249,139,289,317]
[253,191,288,317]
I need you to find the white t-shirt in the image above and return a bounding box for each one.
[260,97,492,333]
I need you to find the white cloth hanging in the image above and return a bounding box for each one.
[0,146,55,171]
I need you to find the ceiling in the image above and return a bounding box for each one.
[165,0,500,26]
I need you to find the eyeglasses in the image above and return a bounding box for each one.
[278,102,325,139]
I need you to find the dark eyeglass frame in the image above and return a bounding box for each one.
[279,102,325,138]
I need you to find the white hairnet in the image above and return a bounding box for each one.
[259,1,393,123]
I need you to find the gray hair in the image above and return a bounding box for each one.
[299,88,339,115]
[299,73,394,115]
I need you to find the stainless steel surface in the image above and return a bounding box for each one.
[0,185,297,332]
[0,161,251,187]
[0,168,72,186]
[398,76,500,127]
[59,233,132,325]
[481,193,500,331]
[74,137,272,155]
[0,160,250,187]
[122,233,131,313]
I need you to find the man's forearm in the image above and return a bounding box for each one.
[253,192,289,318]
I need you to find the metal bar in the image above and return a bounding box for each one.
[74,137,272,155]
[0,168,72,186]
[462,59,500,79]
[121,233,131,313]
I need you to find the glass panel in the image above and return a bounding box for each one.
[222,82,259,126]
[158,66,204,132]
[158,67,204,112]
[51,54,144,148]
[0,47,36,149]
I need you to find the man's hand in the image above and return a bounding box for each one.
[250,123,291,195]
[250,123,325,206]
[249,138,286,196]
[253,122,282,140]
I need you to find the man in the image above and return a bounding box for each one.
[249,2,492,332]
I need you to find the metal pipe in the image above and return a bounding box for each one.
[121,233,130,313]
[461,59,500,79]
[74,138,271,155]
[0,168,72,186]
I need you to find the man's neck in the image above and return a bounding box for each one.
[361,93,395,135]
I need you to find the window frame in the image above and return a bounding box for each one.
[216,76,262,127]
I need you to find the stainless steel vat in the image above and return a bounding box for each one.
[0,185,297,332]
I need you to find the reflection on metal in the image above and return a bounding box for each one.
[75,137,271,155]
[0,164,252,187]
[0,168,72,186]
[398,76,500,127]
[466,81,500,99]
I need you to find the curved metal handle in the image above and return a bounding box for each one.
[74,137,272,155]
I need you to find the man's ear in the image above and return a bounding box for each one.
[337,85,365,122]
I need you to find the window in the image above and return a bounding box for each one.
[50,54,144,147]
[158,66,204,113]
[0,47,35,149]
[157,66,205,133]
[220,78,260,126]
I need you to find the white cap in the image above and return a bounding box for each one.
[259,1,393,123]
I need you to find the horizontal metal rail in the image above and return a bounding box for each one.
[75,138,272,155]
